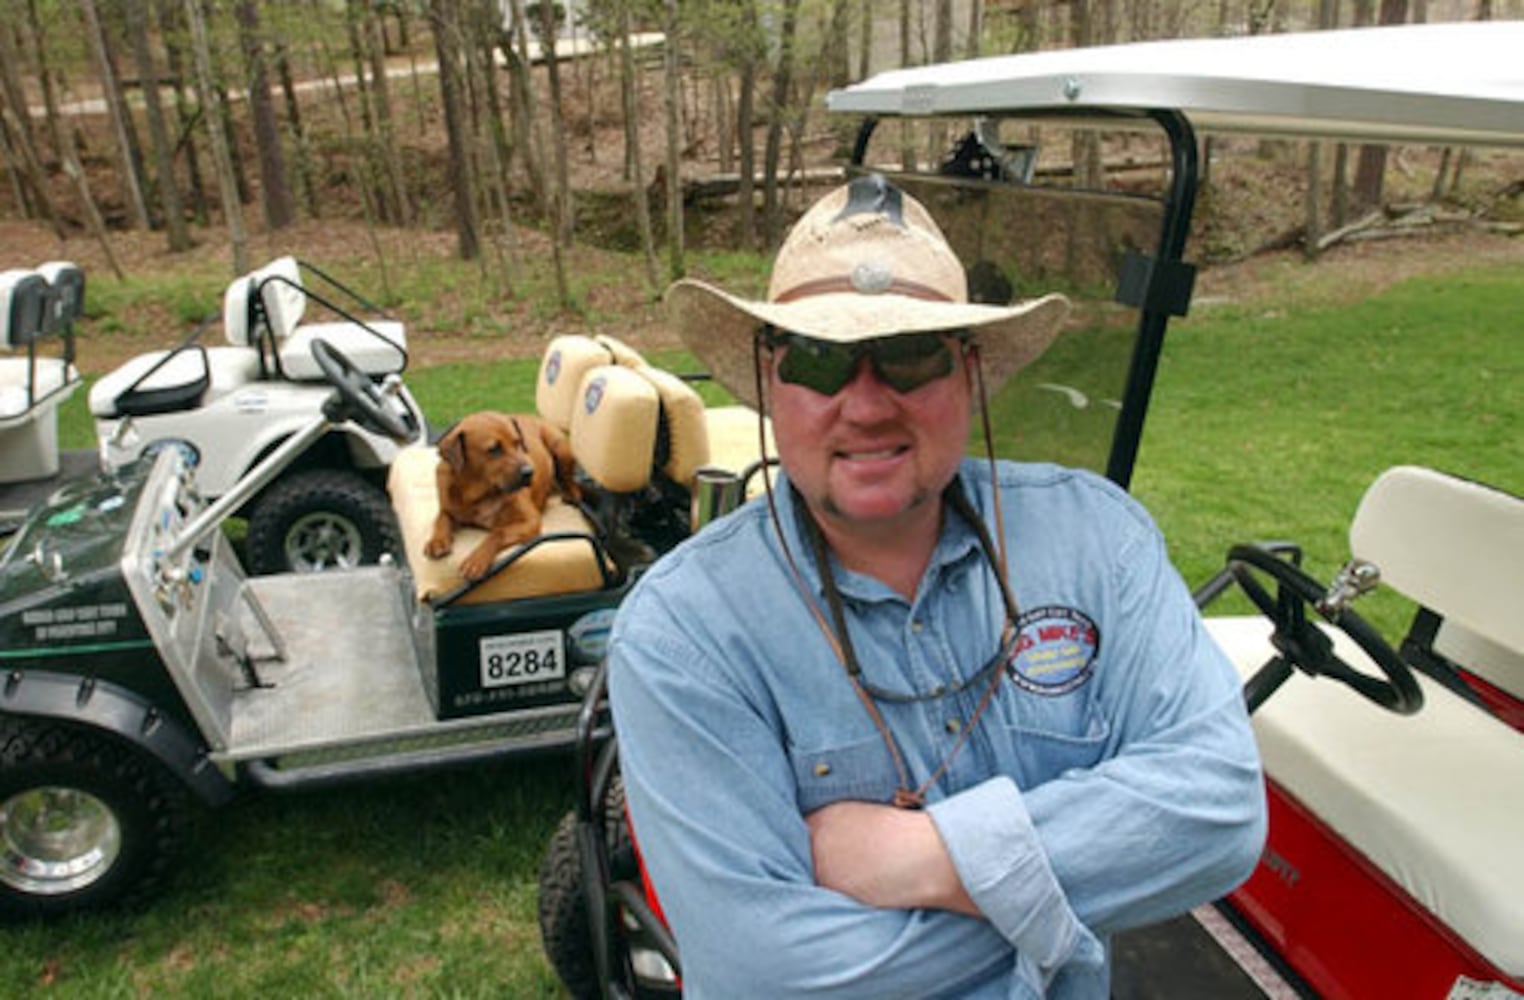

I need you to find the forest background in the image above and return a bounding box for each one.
[1,0,1521,375]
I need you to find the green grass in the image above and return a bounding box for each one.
[13,260,1520,996]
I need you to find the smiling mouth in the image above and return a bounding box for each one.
[837,445,907,461]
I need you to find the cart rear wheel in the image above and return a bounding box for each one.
[0,717,193,919]
[245,467,402,575]
[539,810,600,1000]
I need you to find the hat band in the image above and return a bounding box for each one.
[772,274,954,304]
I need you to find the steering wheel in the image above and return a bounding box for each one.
[311,338,417,442]
[1227,543,1422,715]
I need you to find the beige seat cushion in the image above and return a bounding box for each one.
[1208,615,1524,977]
[388,445,610,605]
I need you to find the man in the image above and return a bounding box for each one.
[609,174,1266,997]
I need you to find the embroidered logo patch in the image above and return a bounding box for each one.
[544,348,563,385]
[1006,606,1100,695]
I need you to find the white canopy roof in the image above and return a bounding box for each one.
[827,22,1524,148]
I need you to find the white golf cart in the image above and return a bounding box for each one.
[541,21,1523,1000]
[0,262,86,504]
[88,256,427,574]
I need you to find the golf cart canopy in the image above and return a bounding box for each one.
[823,21,1523,488]
[827,21,1524,149]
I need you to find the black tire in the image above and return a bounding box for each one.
[0,716,194,919]
[539,809,601,1000]
[244,467,402,575]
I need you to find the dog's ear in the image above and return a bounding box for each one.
[439,427,467,472]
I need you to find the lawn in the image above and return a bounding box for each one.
[4,260,1519,997]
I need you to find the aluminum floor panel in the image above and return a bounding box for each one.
[228,568,434,759]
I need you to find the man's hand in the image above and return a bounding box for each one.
[805,800,980,916]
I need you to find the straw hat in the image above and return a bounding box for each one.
[665,173,1070,409]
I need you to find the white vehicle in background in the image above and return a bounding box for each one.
[88,256,427,574]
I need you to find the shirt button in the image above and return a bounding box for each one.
[813,762,831,777]
[910,619,924,634]
[945,718,962,734]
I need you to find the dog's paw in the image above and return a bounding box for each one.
[458,546,497,581]
[424,535,453,560]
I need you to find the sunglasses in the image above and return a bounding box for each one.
[761,328,969,396]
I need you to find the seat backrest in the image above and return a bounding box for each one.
[35,261,84,333]
[255,256,306,340]
[0,269,48,349]
[570,364,660,494]
[1350,466,1524,696]
[628,363,710,486]
[537,334,616,432]
[224,256,305,346]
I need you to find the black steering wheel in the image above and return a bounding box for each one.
[311,337,417,442]
[1227,543,1422,715]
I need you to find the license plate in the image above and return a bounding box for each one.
[479,630,566,688]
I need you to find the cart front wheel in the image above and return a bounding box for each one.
[0,717,193,918]
[245,468,402,575]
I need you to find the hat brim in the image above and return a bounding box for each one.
[667,278,1072,410]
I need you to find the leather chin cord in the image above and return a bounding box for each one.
[752,338,1021,809]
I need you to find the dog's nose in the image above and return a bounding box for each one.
[518,463,534,485]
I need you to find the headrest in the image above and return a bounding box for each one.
[35,261,85,330]
[222,274,256,345]
[0,269,48,348]
[570,364,660,493]
[595,333,648,368]
[537,334,615,431]
[255,256,306,340]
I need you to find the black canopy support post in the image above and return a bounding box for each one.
[1105,109,1200,490]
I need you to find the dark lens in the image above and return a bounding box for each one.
[871,333,955,393]
[777,336,859,395]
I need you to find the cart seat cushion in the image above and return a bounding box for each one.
[279,320,407,379]
[0,357,78,420]
[537,334,616,432]
[388,445,610,605]
[570,365,660,494]
[88,346,262,418]
[1207,615,1524,978]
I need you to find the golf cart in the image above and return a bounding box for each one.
[538,21,1523,999]
[87,256,428,574]
[0,327,766,918]
[0,262,87,518]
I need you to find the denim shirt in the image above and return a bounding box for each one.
[609,459,1267,998]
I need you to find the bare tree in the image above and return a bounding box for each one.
[662,0,685,276]
[762,0,801,247]
[186,0,250,275]
[432,0,482,260]
[234,0,295,230]
[535,0,574,246]
[81,0,152,230]
[616,0,660,290]
[127,0,192,251]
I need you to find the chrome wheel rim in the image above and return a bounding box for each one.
[1,787,122,895]
[284,511,363,572]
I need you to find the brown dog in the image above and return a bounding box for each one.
[424,411,583,581]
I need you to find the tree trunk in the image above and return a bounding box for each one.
[431,0,480,260]
[234,0,297,228]
[81,0,152,229]
[186,0,249,275]
[366,3,413,224]
[536,0,574,247]
[128,0,192,251]
[1352,0,1409,211]
[617,0,660,292]
[502,6,547,215]
[736,0,762,251]
[274,41,320,218]
[662,0,684,277]
[763,0,800,247]
[158,0,211,225]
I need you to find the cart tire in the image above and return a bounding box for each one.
[0,717,194,919]
[539,810,601,1000]
[245,467,402,575]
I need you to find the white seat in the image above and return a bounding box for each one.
[1207,466,1524,978]
[223,256,407,380]
[0,265,82,480]
[88,346,263,418]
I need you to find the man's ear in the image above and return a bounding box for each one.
[439,428,467,471]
